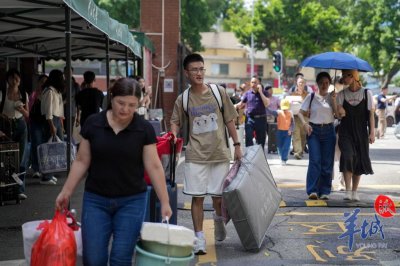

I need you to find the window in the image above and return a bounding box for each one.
[211,63,229,75]
[246,64,264,77]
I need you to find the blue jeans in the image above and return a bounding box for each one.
[245,116,266,147]
[81,191,148,266]
[306,124,336,196]
[11,118,27,193]
[29,119,45,172]
[277,130,291,161]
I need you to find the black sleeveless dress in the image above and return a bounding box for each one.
[338,90,373,176]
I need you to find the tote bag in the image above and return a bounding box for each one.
[37,136,68,174]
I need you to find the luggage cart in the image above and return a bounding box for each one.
[0,141,21,205]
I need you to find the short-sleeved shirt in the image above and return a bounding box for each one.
[76,88,104,126]
[377,94,387,110]
[81,111,156,197]
[242,89,269,116]
[170,85,238,163]
[267,95,280,111]
[41,86,64,119]
[336,88,374,110]
[301,93,335,124]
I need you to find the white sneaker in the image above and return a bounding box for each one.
[308,192,318,200]
[337,173,345,191]
[51,176,58,182]
[344,191,352,200]
[213,213,227,241]
[337,183,346,192]
[352,191,360,201]
[18,193,28,200]
[281,160,287,166]
[40,179,57,185]
[194,237,207,255]
[32,171,42,178]
[319,194,329,200]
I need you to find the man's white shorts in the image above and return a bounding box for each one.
[183,162,230,197]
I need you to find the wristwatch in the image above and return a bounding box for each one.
[233,142,241,147]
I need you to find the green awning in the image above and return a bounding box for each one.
[64,0,142,58]
[0,0,142,59]
[131,32,155,53]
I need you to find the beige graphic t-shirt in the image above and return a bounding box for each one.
[171,85,238,163]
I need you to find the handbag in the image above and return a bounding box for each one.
[37,136,68,174]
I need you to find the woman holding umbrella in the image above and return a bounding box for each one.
[336,69,375,201]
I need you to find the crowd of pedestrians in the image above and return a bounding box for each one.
[1,52,392,261]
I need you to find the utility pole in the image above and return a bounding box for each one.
[250,0,254,78]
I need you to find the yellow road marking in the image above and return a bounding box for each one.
[178,182,400,190]
[180,200,400,210]
[197,219,217,265]
[183,202,191,210]
[277,211,399,216]
[277,183,400,189]
[305,200,328,207]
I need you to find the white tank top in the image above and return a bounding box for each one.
[0,90,23,119]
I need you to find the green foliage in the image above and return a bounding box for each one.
[224,0,346,61]
[342,0,400,84]
[181,0,227,51]
[94,0,140,29]
[393,76,400,87]
[224,0,399,83]
[94,0,226,52]
[92,0,399,83]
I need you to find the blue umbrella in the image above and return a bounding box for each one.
[300,52,374,72]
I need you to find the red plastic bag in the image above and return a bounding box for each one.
[31,210,77,266]
[144,132,183,185]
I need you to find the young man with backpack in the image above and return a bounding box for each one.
[170,53,242,255]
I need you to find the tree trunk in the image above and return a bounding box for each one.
[382,62,400,88]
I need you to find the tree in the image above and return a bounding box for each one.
[341,0,400,86]
[94,0,140,29]
[95,0,226,52]
[224,0,347,61]
[181,0,228,51]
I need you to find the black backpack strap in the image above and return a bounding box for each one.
[307,92,314,118]
[309,92,315,110]
[209,84,229,148]
[364,88,371,132]
[182,88,190,145]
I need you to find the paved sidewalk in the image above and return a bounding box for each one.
[1,127,399,264]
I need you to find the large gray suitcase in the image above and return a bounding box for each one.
[223,145,281,251]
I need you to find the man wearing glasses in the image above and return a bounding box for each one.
[170,53,242,255]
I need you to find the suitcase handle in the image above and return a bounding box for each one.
[162,217,172,263]
[169,135,176,187]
